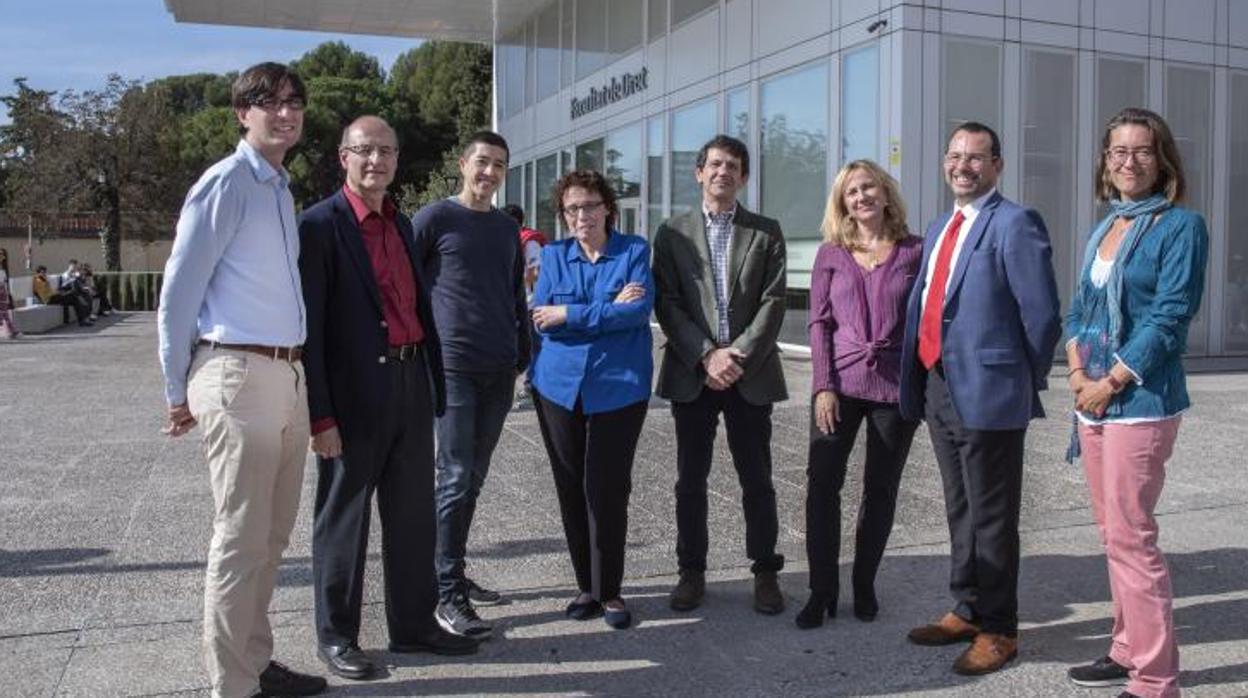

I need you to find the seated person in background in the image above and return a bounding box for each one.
[79,264,113,317]
[33,265,93,326]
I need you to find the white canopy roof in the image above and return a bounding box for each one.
[163,0,548,43]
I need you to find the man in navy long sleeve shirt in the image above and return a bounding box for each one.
[411,130,529,639]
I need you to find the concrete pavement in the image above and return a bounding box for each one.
[0,313,1245,697]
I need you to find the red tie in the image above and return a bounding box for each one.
[918,211,966,369]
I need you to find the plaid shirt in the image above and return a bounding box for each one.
[703,203,737,345]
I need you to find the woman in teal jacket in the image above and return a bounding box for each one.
[1063,107,1208,698]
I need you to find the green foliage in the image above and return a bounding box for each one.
[388,41,492,209]
[1,40,493,247]
[293,41,385,82]
[148,73,234,114]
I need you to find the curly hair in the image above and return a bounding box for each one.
[820,159,909,248]
[551,169,619,232]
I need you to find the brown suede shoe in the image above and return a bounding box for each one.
[669,570,705,611]
[952,632,1018,675]
[906,612,980,646]
[753,571,784,615]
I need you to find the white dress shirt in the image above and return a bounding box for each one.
[158,140,306,405]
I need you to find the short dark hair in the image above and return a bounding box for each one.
[462,130,510,163]
[948,121,1001,159]
[502,204,525,226]
[36,265,47,274]
[1095,107,1186,204]
[231,62,307,134]
[696,134,750,178]
[552,170,619,232]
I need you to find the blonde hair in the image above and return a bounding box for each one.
[820,160,909,248]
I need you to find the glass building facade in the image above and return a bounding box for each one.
[495,0,1247,358]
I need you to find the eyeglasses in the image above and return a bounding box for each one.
[562,201,606,217]
[342,144,399,160]
[943,152,996,167]
[1105,147,1156,166]
[251,96,306,113]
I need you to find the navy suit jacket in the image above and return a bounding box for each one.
[899,192,1061,430]
[298,189,446,442]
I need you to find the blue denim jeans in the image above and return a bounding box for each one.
[434,368,515,601]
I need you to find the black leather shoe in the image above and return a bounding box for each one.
[389,626,479,656]
[258,661,327,696]
[317,643,375,680]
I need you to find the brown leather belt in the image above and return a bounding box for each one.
[386,343,422,361]
[199,339,303,362]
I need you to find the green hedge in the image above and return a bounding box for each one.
[94,272,164,311]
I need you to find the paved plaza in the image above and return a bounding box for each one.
[0,313,1245,697]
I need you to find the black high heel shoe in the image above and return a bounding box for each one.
[853,590,879,622]
[795,593,836,629]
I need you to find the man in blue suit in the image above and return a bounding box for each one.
[899,122,1061,676]
[299,116,478,680]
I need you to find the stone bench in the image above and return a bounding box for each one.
[13,304,65,334]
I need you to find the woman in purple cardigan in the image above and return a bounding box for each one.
[798,159,923,629]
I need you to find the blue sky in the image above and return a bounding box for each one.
[0,0,422,120]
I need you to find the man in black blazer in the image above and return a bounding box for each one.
[653,135,789,615]
[299,116,477,680]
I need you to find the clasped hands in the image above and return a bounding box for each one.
[531,282,646,330]
[702,346,746,391]
[1068,371,1116,418]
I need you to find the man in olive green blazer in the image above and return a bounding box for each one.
[652,134,788,616]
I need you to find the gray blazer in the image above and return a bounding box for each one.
[652,204,788,406]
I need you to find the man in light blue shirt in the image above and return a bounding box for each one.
[157,62,325,698]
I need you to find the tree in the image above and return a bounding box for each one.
[0,76,182,270]
[388,41,492,208]
[293,41,385,83]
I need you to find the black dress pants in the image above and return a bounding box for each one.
[533,392,648,602]
[312,349,438,647]
[805,395,918,599]
[924,367,1026,636]
[672,385,784,574]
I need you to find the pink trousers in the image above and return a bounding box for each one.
[1079,418,1182,698]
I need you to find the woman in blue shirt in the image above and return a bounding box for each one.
[530,170,654,630]
[1064,108,1208,698]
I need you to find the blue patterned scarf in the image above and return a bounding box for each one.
[1064,194,1171,463]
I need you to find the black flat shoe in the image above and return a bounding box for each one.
[795,593,835,629]
[565,597,604,620]
[603,602,632,630]
[317,643,375,680]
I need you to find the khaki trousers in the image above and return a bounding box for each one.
[187,347,310,698]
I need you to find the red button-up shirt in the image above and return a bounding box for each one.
[343,185,425,346]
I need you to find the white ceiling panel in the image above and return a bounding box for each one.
[163,0,554,44]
